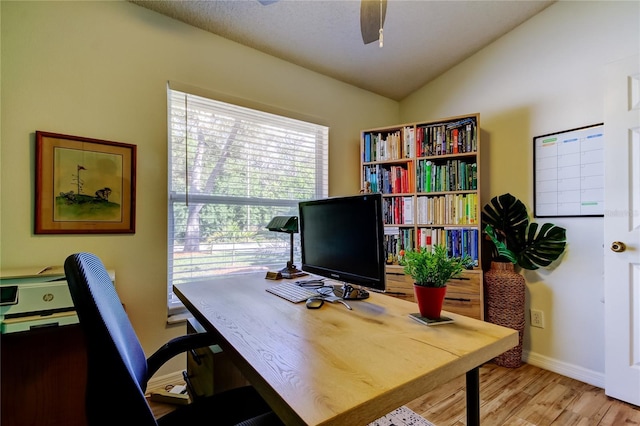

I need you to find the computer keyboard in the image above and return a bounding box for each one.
[266,282,320,303]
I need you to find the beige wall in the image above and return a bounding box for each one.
[0,0,398,375]
[400,1,639,385]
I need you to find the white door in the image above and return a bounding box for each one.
[604,54,640,406]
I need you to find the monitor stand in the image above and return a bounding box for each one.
[331,283,369,300]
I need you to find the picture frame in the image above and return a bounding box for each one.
[35,131,137,234]
[533,123,604,218]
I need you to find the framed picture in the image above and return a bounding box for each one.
[35,131,137,234]
[533,123,604,218]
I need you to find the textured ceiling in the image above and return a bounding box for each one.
[130,0,555,101]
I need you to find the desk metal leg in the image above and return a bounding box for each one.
[466,367,480,426]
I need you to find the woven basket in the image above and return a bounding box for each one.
[484,261,526,368]
[494,325,525,367]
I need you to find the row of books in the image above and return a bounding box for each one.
[416,193,478,225]
[363,117,476,163]
[382,196,414,225]
[383,227,479,266]
[384,227,414,264]
[363,128,413,162]
[415,227,479,266]
[416,117,477,157]
[379,192,480,225]
[363,163,414,194]
[416,159,477,193]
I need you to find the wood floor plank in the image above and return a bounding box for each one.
[549,410,592,426]
[479,386,533,425]
[598,400,640,426]
[506,418,539,426]
[564,385,612,423]
[418,388,467,425]
[515,382,577,424]
[480,363,539,401]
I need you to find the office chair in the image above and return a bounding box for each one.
[64,252,282,426]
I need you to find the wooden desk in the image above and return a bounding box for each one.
[174,274,517,426]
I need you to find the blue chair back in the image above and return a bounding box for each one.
[65,252,156,425]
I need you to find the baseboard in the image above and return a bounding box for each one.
[523,350,605,389]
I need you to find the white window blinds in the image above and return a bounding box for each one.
[167,88,329,313]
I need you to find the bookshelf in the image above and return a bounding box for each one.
[361,113,484,319]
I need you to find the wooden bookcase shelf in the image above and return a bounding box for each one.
[361,113,484,320]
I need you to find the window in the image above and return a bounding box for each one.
[168,87,329,316]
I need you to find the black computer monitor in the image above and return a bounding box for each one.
[298,193,386,300]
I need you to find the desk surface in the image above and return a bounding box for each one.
[174,274,517,426]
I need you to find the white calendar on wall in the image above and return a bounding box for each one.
[534,123,604,217]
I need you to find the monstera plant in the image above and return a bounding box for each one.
[481,193,567,270]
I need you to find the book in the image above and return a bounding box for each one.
[425,160,432,192]
[452,128,459,154]
[409,313,454,326]
[364,133,371,162]
[403,196,414,225]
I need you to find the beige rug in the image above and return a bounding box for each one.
[368,406,435,426]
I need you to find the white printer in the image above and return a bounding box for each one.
[0,266,115,334]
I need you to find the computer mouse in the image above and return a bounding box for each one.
[306,298,324,309]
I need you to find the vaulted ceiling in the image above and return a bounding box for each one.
[130,0,555,101]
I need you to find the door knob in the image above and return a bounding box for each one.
[611,241,626,252]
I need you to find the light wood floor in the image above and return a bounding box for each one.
[148,362,640,425]
[406,362,640,425]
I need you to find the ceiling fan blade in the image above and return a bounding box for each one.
[360,0,387,44]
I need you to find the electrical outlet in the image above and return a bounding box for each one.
[530,309,544,328]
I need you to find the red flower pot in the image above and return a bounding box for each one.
[414,285,447,319]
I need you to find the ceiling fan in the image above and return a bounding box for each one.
[360,0,388,45]
[258,0,388,46]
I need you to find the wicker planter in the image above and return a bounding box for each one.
[484,261,525,368]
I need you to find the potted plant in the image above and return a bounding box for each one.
[481,193,567,367]
[400,244,472,319]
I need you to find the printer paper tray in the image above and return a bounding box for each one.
[1,311,78,334]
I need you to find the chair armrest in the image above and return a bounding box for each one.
[146,332,218,380]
